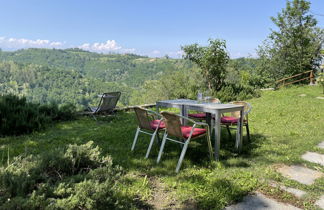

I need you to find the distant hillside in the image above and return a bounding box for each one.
[0,48,194,87]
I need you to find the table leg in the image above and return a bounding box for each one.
[239,108,244,151]
[181,105,188,125]
[214,112,221,161]
[156,104,160,113]
[235,108,244,151]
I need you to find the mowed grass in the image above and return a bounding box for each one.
[0,85,323,209]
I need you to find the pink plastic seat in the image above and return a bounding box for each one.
[150,120,166,130]
[181,126,206,138]
[221,116,247,124]
[221,116,238,124]
[188,113,207,119]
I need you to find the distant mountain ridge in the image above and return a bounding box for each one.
[0,48,193,87]
[0,48,194,107]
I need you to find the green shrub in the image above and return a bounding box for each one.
[0,141,135,209]
[215,83,261,102]
[0,95,76,136]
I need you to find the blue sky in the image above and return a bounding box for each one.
[0,0,323,58]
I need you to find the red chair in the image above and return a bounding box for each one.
[157,111,213,173]
[131,107,165,158]
[188,98,221,120]
[221,101,252,141]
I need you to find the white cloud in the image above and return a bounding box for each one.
[0,36,136,54]
[78,40,135,54]
[0,37,63,49]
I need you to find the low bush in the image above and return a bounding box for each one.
[0,95,76,136]
[215,83,261,102]
[0,141,135,209]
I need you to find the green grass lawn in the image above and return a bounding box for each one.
[1,85,323,209]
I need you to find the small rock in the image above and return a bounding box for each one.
[302,152,324,166]
[316,96,324,100]
[315,195,324,209]
[318,141,324,149]
[277,165,323,185]
[225,192,301,210]
[299,94,307,97]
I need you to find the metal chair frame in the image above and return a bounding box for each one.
[157,112,213,173]
[222,101,252,141]
[131,107,164,158]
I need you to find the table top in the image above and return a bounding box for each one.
[157,99,243,110]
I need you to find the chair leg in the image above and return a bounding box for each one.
[131,127,140,151]
[157,132,168,163]
[246,123,250,142]
[156,131,161,143]
[145,130,157,158]
[226,125,232,138]
[91,114,97,121]
[206,132,213,160]
[175,140,190,173]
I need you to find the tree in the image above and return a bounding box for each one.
[182,39,229,91]
[258,0,324,80]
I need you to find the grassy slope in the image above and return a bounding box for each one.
[0,85,323,209]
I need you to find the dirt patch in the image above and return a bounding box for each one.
[147,177,198,209]
[147,177,177,209]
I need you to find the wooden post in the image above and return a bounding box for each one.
[310,70,314,85]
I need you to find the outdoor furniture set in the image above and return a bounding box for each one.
[84,92,252,172]
[131,98,252,173]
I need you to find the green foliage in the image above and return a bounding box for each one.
[0,49,195,106]
[0,95,76,136]
[215,83,261,102]
[182,39,230,91]
[227,58,272,88]
[130,67,204,104]
[0,141,136,209]
[257,0,324,80]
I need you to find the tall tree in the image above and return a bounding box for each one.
[258,0,324,80]
[182,39,229,91]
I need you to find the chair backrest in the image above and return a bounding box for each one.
[96,92,121,112]
[230,101,252,120]
[208,98,221,103]
[134,107,152,130]
[161,112,183,139]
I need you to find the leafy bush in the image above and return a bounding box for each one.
[215,83,261,102]
[0,95,76,136]
[0,141,135,209]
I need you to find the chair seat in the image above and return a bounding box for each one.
[188,113,207,119]
[181,126,206,139]
[221,116,247,124]
[150,120,166,130]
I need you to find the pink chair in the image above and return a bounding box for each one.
[131,107,165,158]
[221,101,252,141]
[188,98,221,120]
[157,111,213,173]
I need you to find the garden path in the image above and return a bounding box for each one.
[226,141,324,209]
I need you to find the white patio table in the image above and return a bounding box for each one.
[156,99,244,160]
